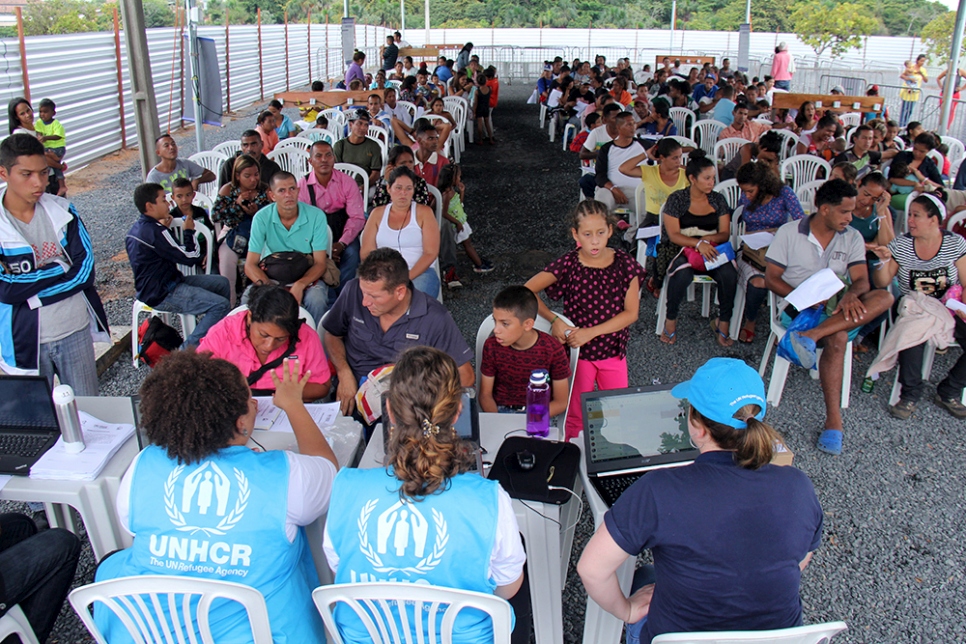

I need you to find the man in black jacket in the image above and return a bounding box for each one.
[126,183,230,347]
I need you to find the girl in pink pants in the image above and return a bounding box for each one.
[526,200,645,439]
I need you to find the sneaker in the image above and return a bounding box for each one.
[444,267,462,289]
[888,399,916,420]
[474,259,495,274]
[934,393,966,419]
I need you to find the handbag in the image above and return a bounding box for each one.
[259,252,313,285]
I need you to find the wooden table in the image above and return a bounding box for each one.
[772,92,884,114]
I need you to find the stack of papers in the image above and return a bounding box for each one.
[785,268,846,311]
[30,412,135,481]
[254,398,341,433]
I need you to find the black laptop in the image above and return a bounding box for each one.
[581,384,699,507]
[0,376,63,475]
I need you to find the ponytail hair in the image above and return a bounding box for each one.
[684,149,714,182]
[385,347,473,499]
[689,403,781,469]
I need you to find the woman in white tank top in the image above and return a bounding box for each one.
[361,166,441,298]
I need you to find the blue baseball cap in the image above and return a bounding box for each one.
[670,358,766,429]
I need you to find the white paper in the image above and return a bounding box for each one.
[946,299,966,314]
[785,268,846,311]
[254,397,282,430]
[30,412,135,481]
[253,400,341,433]
[740,231,775,250]
[636,225,661,240]
[454,221,472,244]
[547,89,563,109]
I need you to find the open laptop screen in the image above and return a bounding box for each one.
[582,385,698,475]
[0,376,58,431]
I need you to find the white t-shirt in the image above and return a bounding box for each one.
[606,140,646,191]
[583,126,614,153]
[116,449,337,542]
[322,483,526,586]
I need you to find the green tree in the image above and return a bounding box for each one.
[921,11,964,66]
[791,0,878,59]
[22,0,100,35]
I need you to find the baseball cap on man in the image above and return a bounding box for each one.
[671,358,766,429]
[347,109,371,122]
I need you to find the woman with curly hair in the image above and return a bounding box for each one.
[94,349,338,643]
[323,346,526,642]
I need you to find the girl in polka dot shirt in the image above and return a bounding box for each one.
[526,201,646,439]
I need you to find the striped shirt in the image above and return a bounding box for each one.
[889,230,966,298]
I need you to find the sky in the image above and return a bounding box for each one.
[938,0,961,10]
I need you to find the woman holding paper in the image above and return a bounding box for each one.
[94,349,338,643]
[199,283,331,401]
[870,194,966,420]
[657,151,737,347]
[734,161,806,343]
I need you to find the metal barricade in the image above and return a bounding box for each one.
[919,95,966,140]
[820,75,867,96]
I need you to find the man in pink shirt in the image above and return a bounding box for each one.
[298,140,366,302]
[718,104,773,143]
[771,42,793,91]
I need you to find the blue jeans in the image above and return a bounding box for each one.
[154,274,231,347]
[626,564,657,644]
[328,238,362,307]
[412,266,440,299]
[39,324,98,396]
[900,100,916,127]
[0,513,81,642]
[774,80,791,91]
[579,173,597,199]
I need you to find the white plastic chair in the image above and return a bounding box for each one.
[795,179,825,215]
[651,621,848,643]
[274,136,313,154]
[714,137,750,167]
[758,292,852,409]
[474,311,580,420]
[187,151,228,200]
[212,140,241,157]
[941,135,965,178]
[780,155,831,192]
[69,575,274,644]
[302,128,335,144]
[443,96,469,155]
[267,147,310,177]
[397,101,418,122]
[365,133,390,167]
[334,163,370,209]
[669,107,696,139]
[0,605,39,644]
[312,582,512,644]
[427,184,445,304]
[838,112,861,128]
[562,123,576,151]
[845,126,858,145]
[713,179,741,211]
[667,136,699,152]
[192,192,214,215]
[927,149,945,176]
[633,183,646,231]
[898,190,921,235]
[691,119,726,156]
[772,129,800,162]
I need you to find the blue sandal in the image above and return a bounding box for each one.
[661,327,677,344]
[817,429,843,456]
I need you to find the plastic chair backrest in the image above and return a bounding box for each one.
[0,606,39,644]
[229,304,317,330]
[714,137,750,166]
[302,128,335,144]
[167,220,214,276]
[794,179,825,215]
[927,148,944,171]
[267,147,310,177]
[365,134,389,166]
[780,155,831,192]
[941,135,965,165]
[192,192,214,215]
[69,575,274,644]
[427,184,444,229]
[634,183,646,230]
[212,140,241,157]
[667,136,699,151]
[313,582,512,644]
[771,129,799,162]
[274,136,313,154]
[839,112,861,128]
[713,179,741,211]
[474,311,579,397]
[731,204,745,248]
[691,120,726,156]
[334,163,370,208]
[898,190,921,234]
[845,126,858,144]
[397,101,417,119]
[669,107,695,138]
[650,621,848,643]
[321,108,347,125]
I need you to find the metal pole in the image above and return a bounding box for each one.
[424,0,429,45]
[15,8,29,102]
[307,10,312,83]
[225,11,231,113]
[113,7,127,148]
[670,0,676,54]
[284,12,289,91]
[185,0,204,152]
[745,0,751,25]
[119,0,162,177]
[344,0,349,18]
[939,0,966,137]
[401,0,405,33]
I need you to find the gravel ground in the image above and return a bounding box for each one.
[23,84,966,643]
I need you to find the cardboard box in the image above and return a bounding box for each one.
[771,438,795,466]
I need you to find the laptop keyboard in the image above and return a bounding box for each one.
[0,432,53,458]
[595,472,644,506]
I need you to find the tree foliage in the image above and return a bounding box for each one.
[791,0,878,58]
[921,12,965,66]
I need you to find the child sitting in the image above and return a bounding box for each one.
[35,98,66,196]
[570,112,600,153]
[437,163,494,274]
[479,285,571,415]
[170,178,214,265]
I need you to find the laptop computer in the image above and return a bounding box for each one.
[581,384,699,507]
[0,376,63,475]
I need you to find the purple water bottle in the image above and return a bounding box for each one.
[526,370,551,438]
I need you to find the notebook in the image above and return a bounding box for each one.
[0,376,62,475]
[581,384,698,507]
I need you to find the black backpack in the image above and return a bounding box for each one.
[137,316,183,367]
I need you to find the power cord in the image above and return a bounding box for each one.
[517,486,584,534]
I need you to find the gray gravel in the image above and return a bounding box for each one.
[28,84,966,643]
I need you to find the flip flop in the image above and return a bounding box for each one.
[738,328,755,344]
[817,429,843,456]
[660,327,677,345]
[710,318,732,346]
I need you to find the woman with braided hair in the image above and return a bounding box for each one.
[93,349,339,643]
[323,346,526,642]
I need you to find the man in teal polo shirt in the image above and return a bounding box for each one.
[244,171,330,323]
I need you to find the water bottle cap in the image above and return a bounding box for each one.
[529,370,549,385]
[52,384,75,405]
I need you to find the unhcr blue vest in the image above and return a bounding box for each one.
[327,467,504,643]
[94,445,325,644]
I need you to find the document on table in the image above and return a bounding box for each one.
[254,398,283,430]
[740,231,775,250]
[255,398,341,433]
[30,412,135,481]
[785,268,846,311]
